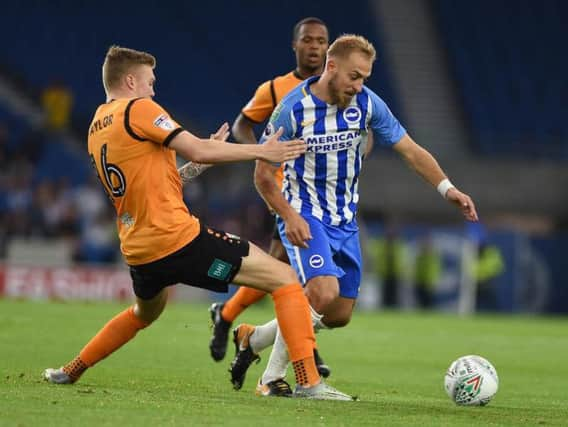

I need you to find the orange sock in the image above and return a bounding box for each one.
[293,356,320,386]
[221,287,267,323]
[65,306,149,379]
[62,356,88,383]
[271,283,320,386]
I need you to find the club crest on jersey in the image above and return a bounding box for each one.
[309,254,325,268]
[264,123,275,136]
[343,106,362,124]
[153,114,175,130]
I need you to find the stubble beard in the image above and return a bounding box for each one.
[328,76,353,110]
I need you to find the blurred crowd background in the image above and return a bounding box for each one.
[0,0,566,313]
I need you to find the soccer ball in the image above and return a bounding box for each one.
[444,355,499,406]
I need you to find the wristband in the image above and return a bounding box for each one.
[437,178,455,198]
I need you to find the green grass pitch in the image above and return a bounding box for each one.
[1,298,567,426]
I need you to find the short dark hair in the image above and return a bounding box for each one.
[292,17,328,41]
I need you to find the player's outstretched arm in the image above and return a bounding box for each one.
[393,134,479,221]
[210,122,231,142]
[169,127,305,165]
[177,122,230,183]
[259,128,307,163]
[254,160,312,248]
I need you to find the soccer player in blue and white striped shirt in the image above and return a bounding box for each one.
[232,34,478,394]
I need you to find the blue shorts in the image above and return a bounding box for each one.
[277,216,362,299]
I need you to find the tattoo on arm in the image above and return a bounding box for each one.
[178,161,212,183]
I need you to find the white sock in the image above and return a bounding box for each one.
[309,305,329,332]
[261,328,290,384]
[261,327,289,384]
[260,305,326,384]
[249,318,278,354]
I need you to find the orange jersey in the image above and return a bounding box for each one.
[87,98,199,265]
[241,71,304,123]
[241,70,305,187]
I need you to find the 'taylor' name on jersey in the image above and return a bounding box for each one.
[304,130,362,153]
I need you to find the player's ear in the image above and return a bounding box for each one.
[327,57,336,72]
[125,73,136,90]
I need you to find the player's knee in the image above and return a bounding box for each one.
[305,285,339,313]
[322,312,352,328]
[266,263,300,291]
[136,307,163,324]
[134,292,167,324]
[133,306,161,324]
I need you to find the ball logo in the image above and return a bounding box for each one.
[464,374,483,394]
[309,254,324,268]
[343,106,361,124]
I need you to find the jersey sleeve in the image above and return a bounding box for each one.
[367,88,406,146]
[126,98,183,146]
[258,101,295,145]
[241,80,275,123]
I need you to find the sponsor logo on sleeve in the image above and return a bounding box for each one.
[153,114,175,130]
[270,103,283,122]
[264,122,275,137]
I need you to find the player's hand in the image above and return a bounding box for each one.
[210,122,230,141]
[192,123,230,172]
[285,211,312,248]
[261,127,306,163]
[446,188,479,222]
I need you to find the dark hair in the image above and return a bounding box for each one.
[292,17,328,41]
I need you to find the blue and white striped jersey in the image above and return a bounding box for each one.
[259,76,406,226]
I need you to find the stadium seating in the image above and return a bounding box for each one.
[0,1,401,135]
[433,0,568,158]
[0,105,88,188]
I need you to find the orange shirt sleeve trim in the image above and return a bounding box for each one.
[241,111,263,124]
[124,98,147,141]
[241,80,274,123]
[127,98,183,145]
